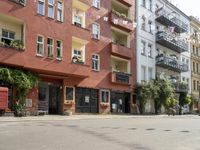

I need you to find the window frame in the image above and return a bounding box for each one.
[37,0,45,16]
[147,44,152,57]
[100,89,110,103]
[65,86,75,101]
[56,40,62,60]
[47,37,54,58]
[92,54,100,71]
[92,0,100,9]
[141,40,146,55]
[92,23,100,39]
[37,34,44,56]
[57,1,64,22]
[48,0,55,19]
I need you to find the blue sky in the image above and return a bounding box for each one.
[171,0,200,18]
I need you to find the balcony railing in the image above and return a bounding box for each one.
[172,82,189,93]
[9,0,26,6]
[110,10,133,32]
[111,71,131,84]
[156,10,188,33]
[156,55,188,73]
[156,31,188,53]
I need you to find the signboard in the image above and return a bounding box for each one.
[85,96,90,103]
[26,99,32,108]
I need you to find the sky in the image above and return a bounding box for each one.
[170,0,200,18]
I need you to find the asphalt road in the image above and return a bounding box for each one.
[0,116,200,150]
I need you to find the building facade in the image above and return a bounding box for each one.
[190,16,200,112]
[136,0,156,113]
[0,0,136,115]
[136,0,191,113]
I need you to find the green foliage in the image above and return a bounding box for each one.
[0,67,38,115]
[165,97,178,109]
[10,40,24,50]
[136,82,151,114]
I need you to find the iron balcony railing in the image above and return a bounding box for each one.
[156,31,188,53]
[156,55,189,73]
[156,10,188,33]
[113,71,130,84]
[171,81,189,93]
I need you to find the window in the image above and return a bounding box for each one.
[141,15,146,31]
[100,90,110,103]
[148,21,153,33]
[148,68,153,81]
[197,81,199,91]
[141,41,146,55]
[74,15,82,27]
[92,54,100,71]
[65,87,74,100]
[193,62,195,72]
[92,23,100,39]
[48,0,54,18]
[193,80,196,90]
[149,0,152,11]
[57,1,63,22]
[37,35,44,56]
[72,49,84,63]
[1,29,15,45]
[197,63,199,73]
[193,45,195,54]
[147,44,152,57]
[142,0,146,7]
[56,40,62,59]
[38,0,45,15]
[92,0,100,8]
[196,47,199,56]
[47,38,53,58]
[39,86,47,101]
[141,66,146,81]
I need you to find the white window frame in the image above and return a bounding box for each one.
[92,54,100,71]
[37,35,44,56]
[100,90,110,103]
[141,40,146,55]
[57,1,63,22]
[92,0,100,9]
[2,29,15,41]
[38,0,45,15]
[92,23,100,39]
[48,0,54,19]
[147,44,152,57]
[47,37,54,58]
[72,49,85,63]
[56,40,62,60]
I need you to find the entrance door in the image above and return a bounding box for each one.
[75,88,98,113]
[111,92,130,113]
[49,85,60,114]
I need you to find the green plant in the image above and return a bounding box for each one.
[0,67,38,116]
[165,97,178,109]
[10,40,24,50]
[135,82,151,114]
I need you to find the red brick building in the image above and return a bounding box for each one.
[0,0,136,115]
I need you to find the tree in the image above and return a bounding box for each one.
[152,75,174,114]
[135,82,151,114]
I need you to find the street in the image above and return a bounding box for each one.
[0,115,200,150]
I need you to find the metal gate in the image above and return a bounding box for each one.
[75,88,98,113]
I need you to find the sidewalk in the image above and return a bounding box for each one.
[0,114,199,122]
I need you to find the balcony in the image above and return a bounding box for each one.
[156,55,189,73]
[156,11,188,33]
[111,71,131,85]
[117,0,132,7]
[156,31,188,53]
[9,0,26,6]
[172,82,189,93]
[111,42,132,59]
[110,11,133,32]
